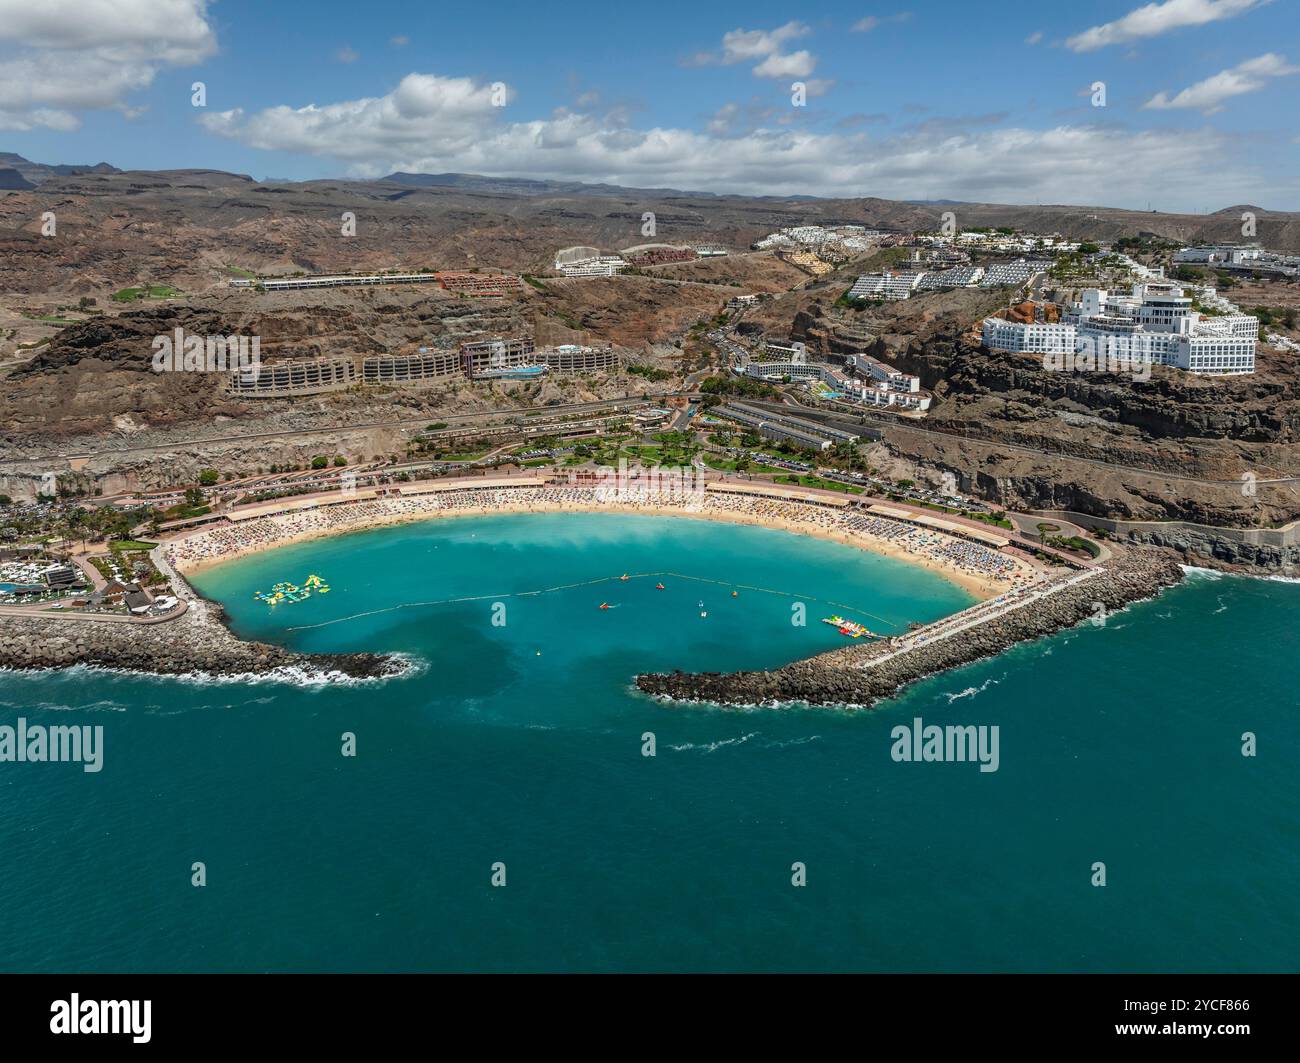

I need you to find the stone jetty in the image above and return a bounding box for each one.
[636,548,1185,708]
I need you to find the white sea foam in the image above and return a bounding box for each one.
[668,732,824,752]
[944,675,1001,703]
[1180,565,1300,588]
[2,654,421,690]
[669,732,758,753]
[0,698,128,713]
[766,734,822,749]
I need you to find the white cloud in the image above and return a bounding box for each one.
[1066,0,1266,53]
[719,22,810,63]
[0,106,82,132]
[199,73,506,157]
[198,73,1292,209]
[753,50,817,79]
[852,13,912,32]
[1144,52,1297,113]
[689,22,819,81]
[391,36,410,47]
[0,0,216,130]
[336,46,360,64]
[1025,31,1044,45]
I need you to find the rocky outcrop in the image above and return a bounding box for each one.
[0,556,405,682]
[636,549,1183,708]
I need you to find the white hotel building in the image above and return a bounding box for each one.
[849,271,924,301]
[851,352,922,393]
[555,256,626,278]
[983,283,1257,375]
[980,318,1077,355]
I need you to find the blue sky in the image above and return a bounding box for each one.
[1,0,1297,210]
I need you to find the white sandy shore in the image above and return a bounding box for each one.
[169,498,1029,601]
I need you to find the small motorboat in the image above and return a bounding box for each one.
[599,602,610,610]
[619,574,630,581]
[700,611,708,618]
[731,591,738,598]
[655,583,665,590]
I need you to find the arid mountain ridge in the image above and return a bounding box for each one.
[2,158,1299,297]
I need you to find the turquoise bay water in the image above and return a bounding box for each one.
[1,513,1297,972]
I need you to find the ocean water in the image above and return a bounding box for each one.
[0,514,1297,973]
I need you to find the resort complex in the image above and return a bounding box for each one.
[226,334,619,396]
[849,258,1054,301]
[730,339,933,413]
[983,281,1260,374]
[1173,244,1300,278]
[551,241,729,277]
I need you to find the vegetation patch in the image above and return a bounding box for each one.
[111,285,182,302]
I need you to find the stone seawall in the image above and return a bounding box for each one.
[636,549,1184,708]
[0,608,403,679]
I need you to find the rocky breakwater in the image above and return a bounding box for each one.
[636,549,1184,708]
[0,595,404,682]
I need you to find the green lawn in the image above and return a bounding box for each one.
[774,474,863,495]
[161,503,210,521]
[916,501,1014,529]
[111,285,182,302]
[427,447,492,461]
[23,314,83,324]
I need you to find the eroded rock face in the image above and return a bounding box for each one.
[636,549,1184,708]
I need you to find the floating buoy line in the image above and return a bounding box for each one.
[284,570,904,633]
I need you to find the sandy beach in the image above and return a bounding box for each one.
[165,487,1037,601]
